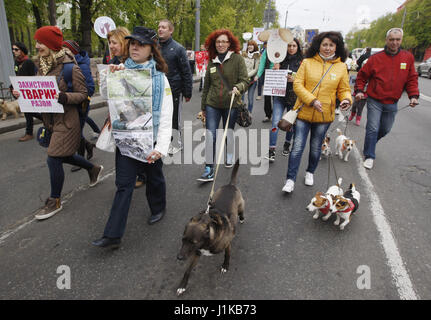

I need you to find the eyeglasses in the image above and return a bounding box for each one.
[216,40,230,45]
[12,48,20,51]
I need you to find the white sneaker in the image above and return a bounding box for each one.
[363,158,374,169]
[305,172,314,186]
[282,179,295,193]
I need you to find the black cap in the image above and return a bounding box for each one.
[13,42,28,55]
[125,26,157,45]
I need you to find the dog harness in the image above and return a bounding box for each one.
[319,202,331,215]
[340,199,358,214]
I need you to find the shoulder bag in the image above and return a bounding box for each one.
[278,63,334,132]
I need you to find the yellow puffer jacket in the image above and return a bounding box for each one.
[293,54,352,123]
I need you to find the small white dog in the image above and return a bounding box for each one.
[335,128,355,162]
[306,178,343,221]
[0,99,22,120]
[331,183,360,230]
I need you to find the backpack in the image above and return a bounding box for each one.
[61,62,90,114]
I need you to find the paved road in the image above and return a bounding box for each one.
[0,77,430,300]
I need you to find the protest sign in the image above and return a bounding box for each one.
[263,69,288,97]
[94,16,116,39]
[195,50,209,78]
[9,76,64,113]
[107,69,153,162]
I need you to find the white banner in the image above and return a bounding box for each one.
[9,76,64,113]
[263,69,288,97]
[107,69,153,162]
[253,27,264,45]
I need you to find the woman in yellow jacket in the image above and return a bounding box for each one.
[282,31,352,193]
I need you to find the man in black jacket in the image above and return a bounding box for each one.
[158,19,193,154]
[11,42,40,142]
[356,47,371,72]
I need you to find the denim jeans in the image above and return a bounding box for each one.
[270,96,293,148]
[205,105,238,167]
[247,81,257,112]
[24,112,42,135]
[103,149,166,238]
[286,119,330,181]
[47,155,94,198]
[363,97,398,160]
[257,76,264,96]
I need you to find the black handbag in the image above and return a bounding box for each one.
[36,114,53,148]
[216,65,252,127]
[36,126,52,148]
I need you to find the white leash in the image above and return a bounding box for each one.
[205,92,236,214]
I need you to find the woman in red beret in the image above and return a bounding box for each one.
[12,26,103,220]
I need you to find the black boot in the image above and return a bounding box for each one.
[71,138,86,172]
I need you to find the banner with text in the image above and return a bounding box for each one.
[263,69,288,97]
[9,76,64,113]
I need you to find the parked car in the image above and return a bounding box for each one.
[417,57,431,78]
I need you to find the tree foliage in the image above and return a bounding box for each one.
[346,0,431,59]
[5,0,268,57]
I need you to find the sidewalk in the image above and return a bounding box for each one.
[0,75,200,135]
[0,95,107,135]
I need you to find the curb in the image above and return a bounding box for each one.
[0,100,108,135]
[0,77,200,135]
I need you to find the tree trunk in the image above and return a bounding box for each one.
[32,2,43,29]
[71,1,77,38]
[27,26,33,56]
[79,0,93,56]
[9,26,15,44]
[48,0,57,26]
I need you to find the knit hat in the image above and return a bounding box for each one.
[34,26,63,51]
[63,40,80,55]
[13,42,28,55]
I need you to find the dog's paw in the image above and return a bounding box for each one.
[239,218,245,224]
[313,214,319,219]
[220,267,228,274]
[177,288,186,296]
[334,220,340,226]
[322,215,330,221]
[339,225,345,230]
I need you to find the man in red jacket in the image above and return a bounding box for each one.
[355,28,419,169]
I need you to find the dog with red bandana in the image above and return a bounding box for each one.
[331,183,360,230]
[306,178,343,221]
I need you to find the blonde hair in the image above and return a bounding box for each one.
[107,27,131,62]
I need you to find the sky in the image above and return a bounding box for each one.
[275,0,405,35]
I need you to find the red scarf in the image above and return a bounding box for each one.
[16,55,29,64]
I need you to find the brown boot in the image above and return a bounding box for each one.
[88,165,104,187]
[35,198,62,220]
[19,134,34,142]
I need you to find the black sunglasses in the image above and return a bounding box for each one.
[12,48,20,51]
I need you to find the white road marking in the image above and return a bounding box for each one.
[0,169,115,245]
[420,93,431,103]
[353,147,419,300]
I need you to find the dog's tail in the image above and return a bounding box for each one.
[229,159,240,185]
[336,128,342,135]
[337,177,343,187]
[349,183,356,191]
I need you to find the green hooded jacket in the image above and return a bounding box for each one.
[201,51,249,111]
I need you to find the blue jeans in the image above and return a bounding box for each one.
[247,81,257,112]
[47,155,94,198]
[205,105,238,167]
[363,97,398,160]
[286,119,330,181]
[270,96,293,148]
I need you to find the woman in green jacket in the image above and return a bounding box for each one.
[198,29,249,182]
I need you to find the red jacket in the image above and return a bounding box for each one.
[355,49,419,104]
